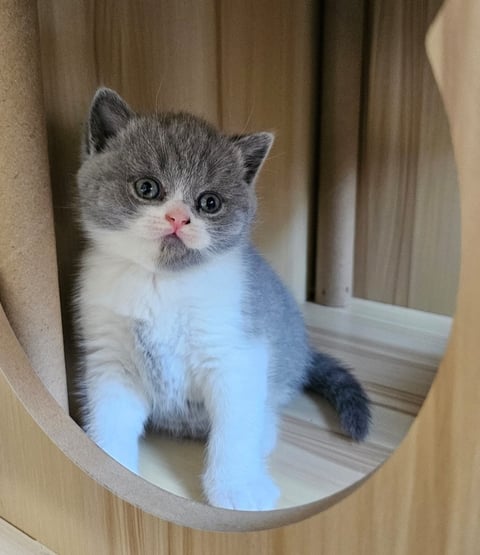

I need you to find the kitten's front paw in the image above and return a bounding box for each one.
[203,472,280,511]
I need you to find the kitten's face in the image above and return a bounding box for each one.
[77,89,273,271]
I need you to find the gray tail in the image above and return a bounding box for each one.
[305,352,371,441]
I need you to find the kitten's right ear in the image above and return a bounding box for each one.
[86,88,134,155]
[230,132,274,186]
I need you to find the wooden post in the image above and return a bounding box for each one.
[315,0,365,307]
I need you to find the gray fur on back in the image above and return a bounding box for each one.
[243,246,310,405]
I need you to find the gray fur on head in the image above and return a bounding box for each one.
[77,87,273,270]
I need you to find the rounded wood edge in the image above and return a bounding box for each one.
[0,0,68,410]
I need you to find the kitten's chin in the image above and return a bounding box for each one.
[156,235,207,271]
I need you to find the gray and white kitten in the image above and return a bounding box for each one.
[76,88,371,511]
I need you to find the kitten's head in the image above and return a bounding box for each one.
[77,88,273,271]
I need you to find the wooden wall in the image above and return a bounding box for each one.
[353,0,460,315]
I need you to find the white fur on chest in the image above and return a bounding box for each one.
[79,247,247,416]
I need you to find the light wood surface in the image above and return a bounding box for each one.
[354,0,460,316]
[0,518,56,555]
[1,1,480,554]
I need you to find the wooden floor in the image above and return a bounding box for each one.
[139,300,451,509]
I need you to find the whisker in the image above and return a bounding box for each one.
[154,76,166,115]
[239,99,256,135]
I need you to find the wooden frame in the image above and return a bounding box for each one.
[1,0,480,553]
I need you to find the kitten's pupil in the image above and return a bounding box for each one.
[141,182,153,195]
[134,177,161,200]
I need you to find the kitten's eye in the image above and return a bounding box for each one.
[134,177,163,200]
[198,192,222,214]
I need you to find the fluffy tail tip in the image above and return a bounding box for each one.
[338,388,372,442]
[306,352,372,442]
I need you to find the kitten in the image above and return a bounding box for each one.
[75,87,371,511]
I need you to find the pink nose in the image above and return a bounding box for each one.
[165,208,191,233]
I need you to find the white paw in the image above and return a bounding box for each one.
[203,471,280,511]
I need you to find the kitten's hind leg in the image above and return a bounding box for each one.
[201,340,280,511]
[83,375,150,474]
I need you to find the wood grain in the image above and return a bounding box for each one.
[0,518,56,555]
[354,0,460,315]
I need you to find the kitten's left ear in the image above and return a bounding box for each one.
[231,132,274,185]
[86,87,135,155]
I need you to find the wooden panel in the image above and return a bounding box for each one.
[408,76,461,314]
[354,0,460,315]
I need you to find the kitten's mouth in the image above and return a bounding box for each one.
[162,232,185,245]
[157,230,205,270]
[160,232,192,253]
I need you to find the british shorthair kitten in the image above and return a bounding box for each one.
[75,88,371,511]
